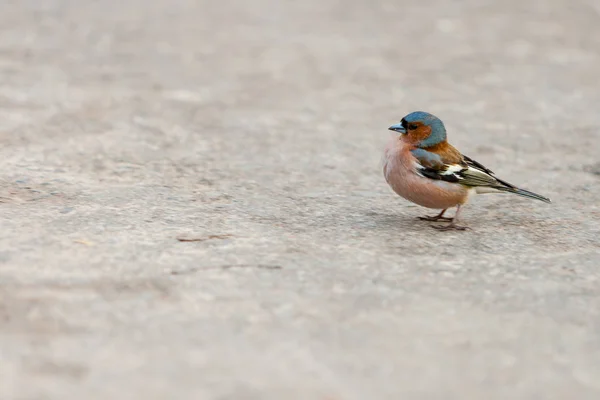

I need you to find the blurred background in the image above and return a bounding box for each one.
[1,0,600,399]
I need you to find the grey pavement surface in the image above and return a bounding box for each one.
[1,0,600,399]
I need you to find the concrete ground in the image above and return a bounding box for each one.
[1,0,600,399]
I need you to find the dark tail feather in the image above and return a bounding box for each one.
[498,186,551,203]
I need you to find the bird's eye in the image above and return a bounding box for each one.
[408,124,418,130]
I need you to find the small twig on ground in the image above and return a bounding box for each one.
[169,264,282,275]
[176,234,234,242]
[73,239,94,246]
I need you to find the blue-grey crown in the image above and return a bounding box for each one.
[403,111,447,147]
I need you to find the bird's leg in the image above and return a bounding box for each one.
[433,205,470,231]
[418,209,453,222]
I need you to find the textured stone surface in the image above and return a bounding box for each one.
[1,1,600,399]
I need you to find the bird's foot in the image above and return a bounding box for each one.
[432,222,471,231]
[418,215,453,222]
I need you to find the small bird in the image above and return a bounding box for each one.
[383,111,550,230]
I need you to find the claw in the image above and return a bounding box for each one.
[432,223,471,231]
[418,215,453,222]
[417,209,451,222]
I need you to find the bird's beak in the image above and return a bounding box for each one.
[388,123,406,134]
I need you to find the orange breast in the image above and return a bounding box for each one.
[383,139,470,209]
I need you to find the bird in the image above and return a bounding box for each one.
[382,111,550,230]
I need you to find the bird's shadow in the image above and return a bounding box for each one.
[360,209,458,234]
[305,206,455,235]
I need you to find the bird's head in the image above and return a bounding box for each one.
[388,111,447,148]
